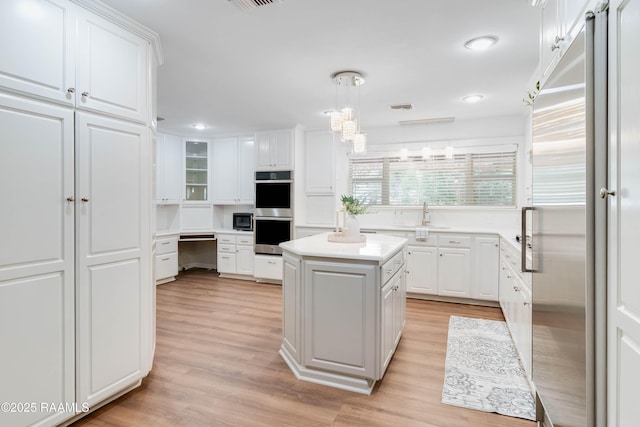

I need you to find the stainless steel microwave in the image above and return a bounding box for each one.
[232,212,253,231]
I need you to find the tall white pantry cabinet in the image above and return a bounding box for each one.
[0,1,162,426]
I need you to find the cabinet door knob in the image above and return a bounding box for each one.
[81,197,89,202]
[66,196,75,202]
[67,88,75,94]
[513,286,520,292]
[81,91,89,99]
[523,301,530,306]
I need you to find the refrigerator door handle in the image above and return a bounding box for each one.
[521,206,534,273]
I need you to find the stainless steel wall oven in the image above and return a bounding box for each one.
[254,170,293,255]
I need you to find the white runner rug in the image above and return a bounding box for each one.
[441,316,536,421]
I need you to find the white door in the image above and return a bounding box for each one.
[76,8,148,122]
[255,132,272,169]
[608,0,640,425]
[236,245,254,276]
[305,131,335,194]
[0,94,75,426]
[75,111,150,407]
[0,0,76,105]
[274,130,293,169]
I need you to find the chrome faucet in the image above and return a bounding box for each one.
[421,201,430,226]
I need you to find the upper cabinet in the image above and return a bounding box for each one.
[156,133,182,204]
[255,129,293,171]
[76,8,149,123]
[184,140,209,203]
[305,131,335,194]
[0,0,76,105]
[0,0,152,124]
[540,0,591,80]
[212,136,255,205]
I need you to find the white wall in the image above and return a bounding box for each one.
[300,114,528,231]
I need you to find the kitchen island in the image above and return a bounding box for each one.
[279,233,407,394]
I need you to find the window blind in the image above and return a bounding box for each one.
[349,149,517,207]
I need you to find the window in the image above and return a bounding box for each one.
[349,148,517,207]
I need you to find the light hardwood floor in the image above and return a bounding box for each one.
[73,269,535,427]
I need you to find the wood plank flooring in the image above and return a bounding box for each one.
[72,269,535,427]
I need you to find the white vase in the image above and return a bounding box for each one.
[344,214,360,237]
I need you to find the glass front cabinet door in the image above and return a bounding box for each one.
[185,140,209,201]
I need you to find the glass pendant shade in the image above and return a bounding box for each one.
[353,133,367,153]
[330,111,343,132]
[342,119,357,141]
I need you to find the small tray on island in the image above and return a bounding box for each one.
[327,232,367,243]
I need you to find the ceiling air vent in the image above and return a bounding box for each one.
[399,117,456,126]
[389,103,414,111]
[227,0,282,10]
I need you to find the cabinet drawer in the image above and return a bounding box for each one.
[382,250,405,285]
[438,234,472,248]
[217,252,236,273]
[157,236,178,255]
[217,235,236,244]
[236,234,253,245]
[254,255,282,280]
[155,252,178,280]
[218,243,235,253]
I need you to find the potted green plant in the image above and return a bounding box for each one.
[340,195,367,237]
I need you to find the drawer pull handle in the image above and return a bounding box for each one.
[161,257,170,261]
[386,269,393,274]
[222,256,230,259]
[161,242,170,245]
[268,261,276,265]
[523,301,530,306]
[449,240,461,244]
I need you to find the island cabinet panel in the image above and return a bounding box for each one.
[282,253,301,363]
[303,261,377,379]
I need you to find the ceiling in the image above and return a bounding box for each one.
[100,0,541,137]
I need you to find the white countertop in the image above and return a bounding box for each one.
[280,232,407,262]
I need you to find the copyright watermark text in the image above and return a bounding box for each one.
[1,402,89,413]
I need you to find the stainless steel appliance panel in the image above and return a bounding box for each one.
[254,217,293,255]
[531,9,607,426]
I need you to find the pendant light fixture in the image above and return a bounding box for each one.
[329,71,367,151]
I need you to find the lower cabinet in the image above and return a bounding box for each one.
[216,233,254,280]
[499,239,532,377]
[254,254,283,282]
[405,233,498,302]
[155,234,179,284]
[381,268,406,373]
[279,242,406,394]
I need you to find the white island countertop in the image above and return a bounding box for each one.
[279,232,407,262]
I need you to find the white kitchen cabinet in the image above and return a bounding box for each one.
[255,129,293,170]
[216,233,254,279]
[254,254,283,282]
[155,234,179,284]
[381,266,406,373]
[472,236,500,301]
[0,0,76,105]
[212,136,255,204]
[0,93,76,427]
[305,131,334,194]
[0,2,157,424]
[75,111,151,407]
[438,247,472,297]
[156,133,182,204]
[0,0,149,123]
[279,235,406,394]
[282,253,301,363]
[499,238,532,377]
[184,140,210,202]
[540,0,591,81]
[406,245,438,294]
[76,8,148,122]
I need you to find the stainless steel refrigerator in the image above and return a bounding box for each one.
[527,7,608,427]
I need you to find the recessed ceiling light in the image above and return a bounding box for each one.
[462,94,484,103]
[464,36,498,51]
[192,123,208,130]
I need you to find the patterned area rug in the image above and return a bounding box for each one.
[441,316,536,421]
